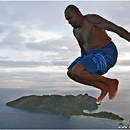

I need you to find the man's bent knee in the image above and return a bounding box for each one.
[67,68,79,80]
[72,69,80,79]
[72,63,86,79]
[67,69,73,78]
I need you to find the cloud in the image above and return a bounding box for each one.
[0,1,130,89]
[0,59,71,68]
[0,68,70,89]
[26,35,78,53]
[0,1,69,32]
[0,60,44,68]
[117,60,130,66]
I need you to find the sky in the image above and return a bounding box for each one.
[0,1,130,94]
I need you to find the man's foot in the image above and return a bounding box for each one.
[108,79,119,101]
[96,87,108,104]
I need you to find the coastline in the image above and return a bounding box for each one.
[6,93,124,121]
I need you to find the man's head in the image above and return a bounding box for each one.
[64,5,83,28]
[64,5,80,15]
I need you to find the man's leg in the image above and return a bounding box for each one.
[67,68,109,104]
[67,63,119,103]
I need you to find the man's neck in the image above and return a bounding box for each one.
[79,16,86,28]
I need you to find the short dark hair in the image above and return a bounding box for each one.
[64,5,80,14]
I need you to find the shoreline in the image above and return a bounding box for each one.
[6,93,124,121]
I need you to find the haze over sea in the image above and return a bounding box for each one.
[0,85,130,129]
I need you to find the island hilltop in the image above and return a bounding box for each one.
[6,93,124,121]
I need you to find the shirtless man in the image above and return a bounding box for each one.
[64,5,130,104]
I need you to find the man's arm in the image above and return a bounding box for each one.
[87,14,130,42]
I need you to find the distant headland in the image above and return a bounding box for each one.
[6,93,124,121]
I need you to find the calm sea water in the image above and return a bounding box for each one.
[0,87,130,129]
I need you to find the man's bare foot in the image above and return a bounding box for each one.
[96,87,108,104]
[108,79,119,101]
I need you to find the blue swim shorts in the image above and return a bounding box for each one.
[68,41,118,75]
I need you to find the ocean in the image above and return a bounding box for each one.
[0,87,130,129]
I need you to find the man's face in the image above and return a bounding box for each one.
[65,11,79,28]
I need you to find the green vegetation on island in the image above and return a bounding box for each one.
[83,111,124,121]
[6,93,97,117]
[6,93,124,121]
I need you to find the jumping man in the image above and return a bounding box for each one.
[64,5,130,104]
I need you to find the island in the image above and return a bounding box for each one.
[6,93,124,121]
[83,111,124,121]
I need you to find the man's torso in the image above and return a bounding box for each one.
[73,15,111,52]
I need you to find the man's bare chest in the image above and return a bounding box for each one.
[74,26,94,44]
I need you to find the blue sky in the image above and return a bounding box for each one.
[0,1,130,95]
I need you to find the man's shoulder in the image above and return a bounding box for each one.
[73,27,81,37]
[84,14,97,17]
[85,14,103,24]
[85,14,99,20]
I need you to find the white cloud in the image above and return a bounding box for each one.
[0,1,130,91]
